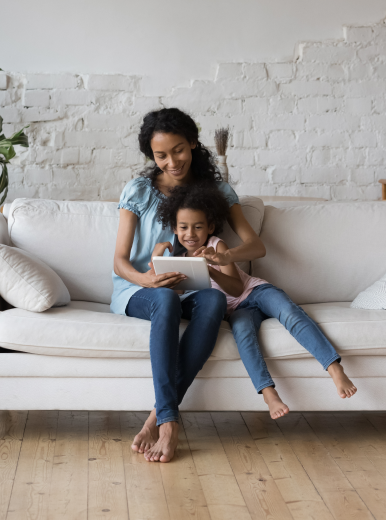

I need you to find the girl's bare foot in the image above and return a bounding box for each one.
[262,386,290,420]
[327,361,357,398]
[131,408,159,453]
[144,421,179,463]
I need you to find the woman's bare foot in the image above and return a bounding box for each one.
[262,386,290,420]
[144,421,179,463]
[327,361,357,398]
[131,408,159,453]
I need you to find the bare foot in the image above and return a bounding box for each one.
[262,386,290,420]
[131,408,159,453]
[144,421,179,463]
[327,361,357,398]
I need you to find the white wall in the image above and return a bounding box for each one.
[2,0,386,94]
[1,2,386,202]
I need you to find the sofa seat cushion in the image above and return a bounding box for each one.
[1,301,385,360]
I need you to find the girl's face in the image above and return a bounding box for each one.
[150,132,196,184]
[175,208,215,254]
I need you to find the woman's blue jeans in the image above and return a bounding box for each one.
[126,288,227,426]
[229,283,341,394]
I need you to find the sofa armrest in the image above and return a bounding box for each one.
[0,213,10,245]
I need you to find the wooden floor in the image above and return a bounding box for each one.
[0,411,385,520]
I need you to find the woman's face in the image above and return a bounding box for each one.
[150,132,196,184]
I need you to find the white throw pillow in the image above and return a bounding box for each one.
[351,273,386,310]
[0,245,70,312]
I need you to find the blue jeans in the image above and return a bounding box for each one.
[126,288,227,426]
[229,284,341,394]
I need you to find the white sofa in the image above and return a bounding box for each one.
[0,197,385,412]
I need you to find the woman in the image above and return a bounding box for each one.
[111,108,266,463]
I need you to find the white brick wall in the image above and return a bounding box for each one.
[2,18,386,202]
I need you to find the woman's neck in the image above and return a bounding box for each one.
[155,170,193,196]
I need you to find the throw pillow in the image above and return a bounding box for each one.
[351,273,386,310]
[0,245,70,312]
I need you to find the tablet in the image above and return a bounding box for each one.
[152,256,211,291]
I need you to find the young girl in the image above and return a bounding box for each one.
[155,183,357,419]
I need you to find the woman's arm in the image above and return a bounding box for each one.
[194,203,266,266]
[208,241,244,297]
[114,209,186,289]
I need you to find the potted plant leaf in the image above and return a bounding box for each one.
[0,115,29,206]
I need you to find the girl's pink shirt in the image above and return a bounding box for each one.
[206,236,268,314]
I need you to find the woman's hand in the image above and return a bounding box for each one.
[193,246,232,266]
[151,241,173,260]
[140,263,187,289]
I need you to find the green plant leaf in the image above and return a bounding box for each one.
[0,121,29,206]
[0,162,9,205]
[8,126,29,147]
[0,186,8,207]
[0,141,15,162]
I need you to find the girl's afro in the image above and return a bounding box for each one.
[157,183,230,236]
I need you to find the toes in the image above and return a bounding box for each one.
[144,451,152,461]
[160,454,172,463]
[131,443,139,452]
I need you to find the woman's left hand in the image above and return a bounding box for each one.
[193,246,231,266]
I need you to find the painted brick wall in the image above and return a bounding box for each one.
[1,18,386,203]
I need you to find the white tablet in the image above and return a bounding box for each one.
[152,256,211,291]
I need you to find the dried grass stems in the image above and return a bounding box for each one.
[214,127,231,156]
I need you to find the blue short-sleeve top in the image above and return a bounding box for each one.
[110,176,239,315]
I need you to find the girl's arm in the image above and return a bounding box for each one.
[194,203,266,266]
[208,241,244,297]
[114,209,186,289]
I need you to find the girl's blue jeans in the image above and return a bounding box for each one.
[126,288,227,426]
[229,283,341,394]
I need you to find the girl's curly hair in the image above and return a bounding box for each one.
[157,183,230,236]
[138,108,222,186]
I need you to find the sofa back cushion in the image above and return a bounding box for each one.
[8,196,264,304]
[252,202,386,304]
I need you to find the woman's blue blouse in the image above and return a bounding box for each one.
[110,176,239,315]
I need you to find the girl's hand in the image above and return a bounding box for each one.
[151,241,173,260]
[193,246,231,266]
[141,262,187,289]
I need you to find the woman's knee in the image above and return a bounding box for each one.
[196,289,227,316]
[206,289,227,313]
[151,288,181,313]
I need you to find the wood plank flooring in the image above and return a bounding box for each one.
[0,411,385,520]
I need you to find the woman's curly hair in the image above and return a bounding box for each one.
[157,183,230,236]
[138,108,222,186]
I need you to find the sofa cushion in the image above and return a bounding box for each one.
[253,202,386,304]
[351,272,386,310]
[8,197,264,304]
[0,245,70,312]
[1,301,385,359]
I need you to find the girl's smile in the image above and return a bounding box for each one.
[175,208,215,256]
